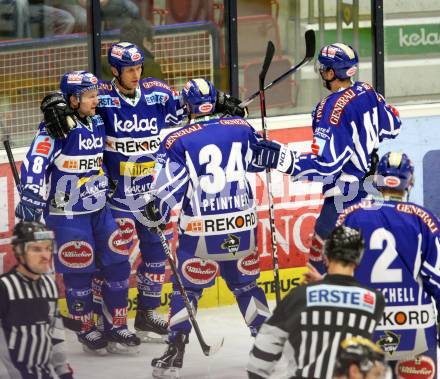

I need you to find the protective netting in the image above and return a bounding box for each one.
[1,27,215,148]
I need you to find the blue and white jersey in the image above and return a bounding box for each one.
[98,78,184,212]
[293,82,401,197]
[153,116,264,261]
[20,115,108,215]
[337,199,440,360]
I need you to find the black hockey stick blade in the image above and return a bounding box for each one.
[304,29,316,59]
[62,315,83,332]
[259,41,275,90]
[241,29,316,107]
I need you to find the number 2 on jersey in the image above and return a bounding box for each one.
[370,227,402,283]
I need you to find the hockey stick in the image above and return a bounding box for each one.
[156,228,224,356]
[258,41,282,305]
[3,138,83,332]
[240,29,316,108]
[3,139,20,187]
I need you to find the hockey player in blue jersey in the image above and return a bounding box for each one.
[143,78,270,379]
[252,43,401,273]
[15,71,141,354]
[93,41,249,342]
[92,41,185,341]
[338,152,440,378]
[305,152,440,378]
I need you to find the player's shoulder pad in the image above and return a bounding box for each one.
[326,86,359,127]
[395,201,440,234]
[335,199,374,226]
[38,120,48,132]
[31,127,55,158]
[218,116,252,128]
[91,114,104,126]
[355,81,375,93]
[140,77,172,93]
[98,80,113,93]
[312,97,331,124]
[163,123,204,150]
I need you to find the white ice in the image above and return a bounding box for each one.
[68,302,287,379]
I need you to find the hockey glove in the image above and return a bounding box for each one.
[364,148,379,179]
[15,188,46,222]
[142,196,171,232]
[216,91,249,118]
[107,176,117,200]
[41,92,76,139]
[251,140,296,174]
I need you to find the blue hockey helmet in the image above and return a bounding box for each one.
[60,70,98,102]
[181,78,217,116]
[317,43,359,79]
[375,152,414,192]
[107,42,145,75]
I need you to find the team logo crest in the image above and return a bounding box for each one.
[221,234,240,254]
[377,330,400,355]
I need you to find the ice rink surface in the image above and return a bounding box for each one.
[68,302,288,379]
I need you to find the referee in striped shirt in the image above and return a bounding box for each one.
[247,225,385,379]
[0,221,73,379]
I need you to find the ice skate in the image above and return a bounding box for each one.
[77,327,108,356]
[151,333,188,379]
[135,309,168,343]
[105,326,141,355]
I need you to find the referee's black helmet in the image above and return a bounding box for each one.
[325,225,364,265]
[12,221,55,256]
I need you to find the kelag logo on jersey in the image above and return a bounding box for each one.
[144,91,169,106]
[306,284,376,313]
[98,95,121,108]
[79,134,103,150]
[113,114,158,134]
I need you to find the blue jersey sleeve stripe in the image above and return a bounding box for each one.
[294,147,353,178]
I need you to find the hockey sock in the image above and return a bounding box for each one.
[92,272,104,330]
[168,287,202,342]
[229,281,271,336]
[101,261,130,330]
[136,242,166,310]
[63,272,94,332]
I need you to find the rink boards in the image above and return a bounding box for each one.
[1,104,440,313]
